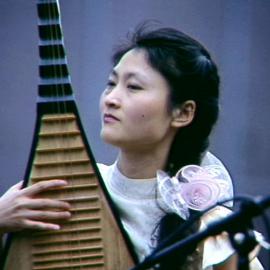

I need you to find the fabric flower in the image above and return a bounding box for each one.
[157,165,230,220]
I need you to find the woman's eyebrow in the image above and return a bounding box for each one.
[109,69,118,78]
[112,68,148,82]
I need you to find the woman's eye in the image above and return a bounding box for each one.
[127,84,143,90]
[107,80,116,88]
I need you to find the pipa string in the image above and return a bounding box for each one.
[45,0,81,269]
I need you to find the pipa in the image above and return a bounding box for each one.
[1,1,136,269]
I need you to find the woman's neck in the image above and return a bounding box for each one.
[116,148,169,179]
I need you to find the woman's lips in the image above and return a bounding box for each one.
[103,113,120,123]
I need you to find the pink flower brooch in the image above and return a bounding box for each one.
[157,165,230,220]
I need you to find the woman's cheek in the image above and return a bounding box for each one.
[128,111,148,125]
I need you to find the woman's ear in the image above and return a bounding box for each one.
[171,100,196,128]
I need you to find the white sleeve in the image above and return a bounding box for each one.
[200,207,235,269]
[201,207,264,269]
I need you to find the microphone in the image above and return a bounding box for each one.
[254,195,270,211]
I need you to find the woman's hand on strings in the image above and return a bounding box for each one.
[0,180,71,234]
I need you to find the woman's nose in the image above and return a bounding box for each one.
[103,89,121,108]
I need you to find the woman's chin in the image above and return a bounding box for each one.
[100,132,121,146]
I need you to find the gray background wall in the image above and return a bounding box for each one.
[0,0,269,267]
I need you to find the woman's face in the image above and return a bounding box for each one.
[100,49,177,151]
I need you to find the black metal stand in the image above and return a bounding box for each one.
[229,224,260,270]
[130,195,270,270]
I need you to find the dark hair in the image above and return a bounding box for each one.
[112,23,220,269]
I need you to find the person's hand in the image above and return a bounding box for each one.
[0,180,71,233]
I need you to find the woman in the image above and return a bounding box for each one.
[0,24,262,269]
[98,24,263,269]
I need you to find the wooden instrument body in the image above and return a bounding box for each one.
[1,1,136,269]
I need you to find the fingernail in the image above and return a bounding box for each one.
[52,225,61,230]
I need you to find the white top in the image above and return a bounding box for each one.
[98,152,263,269]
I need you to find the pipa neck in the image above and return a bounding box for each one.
[37,0,74,101]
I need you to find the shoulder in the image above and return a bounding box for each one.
[201,151,227,167]
[97,163,114,183]
[201,151,232,182]
[97,162,111,174]
[201,151,234,202]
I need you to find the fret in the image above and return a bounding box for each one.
[39,64,69,78]
[38,83,73,98]
[39,44,65,59]
[37,1,59,21]
[38,24,62,41]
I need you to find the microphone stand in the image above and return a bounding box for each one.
[227,198,265,270]
[130,195,270,270]
[229,229,258,270]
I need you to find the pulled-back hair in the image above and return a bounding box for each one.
[112,23,220,269]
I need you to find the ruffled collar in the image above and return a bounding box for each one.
[108,162,233,219]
